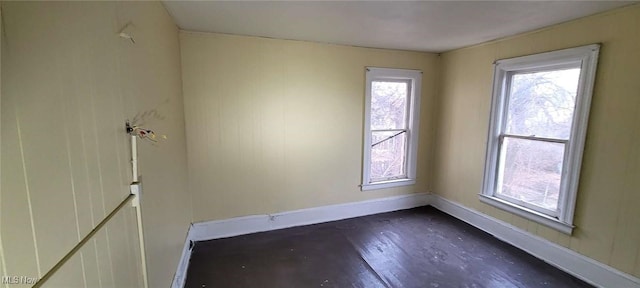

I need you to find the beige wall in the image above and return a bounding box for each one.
[0,1,191,287]
[434,4,640,277]
[4,1,638,286]
[180,32,439,222]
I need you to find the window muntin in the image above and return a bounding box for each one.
[370,80,410,181]
[362,68,421,190]
[505,68,580,139]
[481,44,600,234]
[371,81,409,130]
[496,136,565,214]
[370,130,407,181]
[496,66,580,215]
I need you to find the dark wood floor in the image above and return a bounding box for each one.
[185,206,591,288]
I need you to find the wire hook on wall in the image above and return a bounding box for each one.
[118,22,135,44]
[126,121,166,143]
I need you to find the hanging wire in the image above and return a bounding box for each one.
[126,121,166,143]
[371,130,406,147]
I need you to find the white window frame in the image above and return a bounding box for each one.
[481,44,600,234]
[362,67,421,191]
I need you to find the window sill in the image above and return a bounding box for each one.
[479,194,574,235]
[361,179,415,191]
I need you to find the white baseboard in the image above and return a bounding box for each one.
[172,193,428,287]
[429,194,640,288]
[190,193,430,241]
[171,226,194,288]
[172,192,640,288]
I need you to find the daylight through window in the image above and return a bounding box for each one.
[362,68,421,191]
[481,45,600,234]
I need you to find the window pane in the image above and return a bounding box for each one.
[371,81,408,130]
[497,137,565,212]
[506,68,580,139]
[370,131,406,180]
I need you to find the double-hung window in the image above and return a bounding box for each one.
[362,68,421,191]
[481,45,600,234]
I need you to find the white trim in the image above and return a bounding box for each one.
[561,44,600,224]
[362,67,422,190]
[430,194,640,288]
[173,192,640,288]
[361,179,415,191]
[482,44,600,233]
[171,226,195,288]
[189,193,429,242]
[479,194,573,234]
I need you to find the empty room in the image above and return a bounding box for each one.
[1,1,639,287]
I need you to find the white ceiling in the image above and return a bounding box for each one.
[163,1,636,53]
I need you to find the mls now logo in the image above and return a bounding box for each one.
[2,276,38,285]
